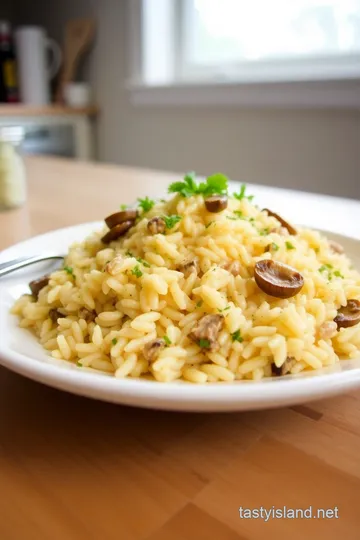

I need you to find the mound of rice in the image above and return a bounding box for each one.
[12,176,360,383]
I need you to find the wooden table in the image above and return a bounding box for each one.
[1,156,360,540]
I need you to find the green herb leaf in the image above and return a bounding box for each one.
[76,361,83,367]
[205,221,214,229]
[199,338,211,349]
[270,242,279,251]
[333,270,344,278]
[319,264,333,273]
[259,228,270,236]
[233,210,244,218]
[112,338,118,345]
[168,172,228,198]
[163,215,182,229]
[136,256,150,267]
[231,329,243,342]
[131,265,143,278]
[120,204,127,210]
[138,196,155,213]
[226,216,238,221]
[285,241,296,250]
[233,184,254,202]
[125,250,134,257]
[163,335,171,346]
[196,300,203,308]
[64,266,74,276]
[218,305,231,312]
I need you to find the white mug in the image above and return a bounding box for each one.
[64,82,92,108]
[15,26,62,105]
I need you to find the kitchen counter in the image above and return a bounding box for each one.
[0,104,98,116]
[0,156,360,539]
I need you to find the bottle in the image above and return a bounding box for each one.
[0,21,19,103]
[0,126,27,210]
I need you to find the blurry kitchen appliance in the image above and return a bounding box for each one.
[55,18,95,103]
[15,26,62,105]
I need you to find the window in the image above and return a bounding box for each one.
[127,0,360,106]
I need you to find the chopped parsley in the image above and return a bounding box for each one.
[199,338,211,349]
[168,172,228,198]
[136,256,150,268]
[285,241,296,250]
[205,221,215,229]
[76,361,83,367]
[259,228,270,236]
[233,184,254,202]
[196,300,203,308]
[163,215,182,229]
[319,263,333,273]
[226,216,238,221]
[138,196,155,213]
[163,335,171,346]
[270,242,279,251]
[125,250,134,257]
[120,204,127,210]
[233,210,245,218]
[131,265,143,278]
[218,305,231,312]
[112,338,118,345]
[231,329,243,343]
[333,270,344,278]
[64,266,74,276]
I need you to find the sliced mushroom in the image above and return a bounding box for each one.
[147,217,166,234]
[272,356,296,376]
[334,299,360,328]
[78,308,97,322]
[29,275,49,297]
[101,221,133,244]
[254,260,304,299]
[263,208,297,235]
[221,260,241,276]
[49,308,66,323]
[329,240,344,255]
[188,314,224,351]
[205,195,228,213]
[143,339,165,362]
[105,210,138,229]
[177,258,200,278]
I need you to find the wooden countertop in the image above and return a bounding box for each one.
[0,104,98,117]
[1,156,360,540]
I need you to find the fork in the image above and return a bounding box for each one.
[0,254,65,278]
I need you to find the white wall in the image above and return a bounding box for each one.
[16,0,360,198]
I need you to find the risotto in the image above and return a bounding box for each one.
[11,173,360,383]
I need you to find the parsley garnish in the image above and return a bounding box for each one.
[285,241,295,250]
[112,338,118,345]
[233,210,244,218]
[218,306,231,312]
[333,270,344,278]
[259,228,270,236]
[163,335,171,346]
[226,216,238,221]
[168,172,228,198]
[199,338,211,349]
[270,242,279,251]
[205,221,214,229]
[196,300,203,308]
[125,250,134,257]
[319,264,333,273]
[136,257,150,267]
[231,329,243,342]
[120,204,127,210]
[233,184,254,202]
[64,266,74,276]
[131,265,143,278]
[138,196,155,213]
[163,215,182,229]
[76,361,83,367]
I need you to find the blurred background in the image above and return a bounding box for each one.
[1,0,359,198]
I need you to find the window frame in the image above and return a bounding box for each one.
[126,0,360,107]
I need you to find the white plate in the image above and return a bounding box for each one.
[1,222,360,412]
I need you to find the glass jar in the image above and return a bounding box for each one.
[0,126,26,210]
